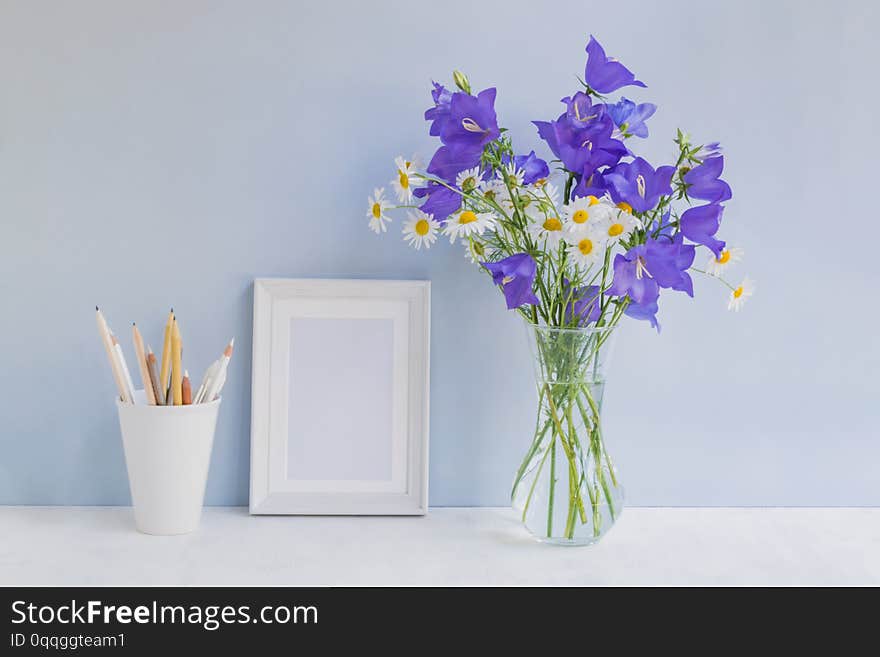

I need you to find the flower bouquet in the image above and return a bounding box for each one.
[367,36,752,545]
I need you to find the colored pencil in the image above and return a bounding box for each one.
[132,323,156,405]
[146,347,164,405]
[171,318,183,405]
[95,307,129,403]
[159,308,174,396]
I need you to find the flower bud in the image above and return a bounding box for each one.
[453,70,472,94]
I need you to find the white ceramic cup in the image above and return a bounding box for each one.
[116,390,220,535]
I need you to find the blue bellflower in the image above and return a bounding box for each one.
[534,93,627,178]
[513,151,550,185]
[605,157,675,213]
[682,156,732,203]
[424,81,453,137]
[482,253,540,310]
[607,97,657,138]
[679,203,726,256]
[563,282,602,325]
[584,36,647,94]
[439,87,500,157]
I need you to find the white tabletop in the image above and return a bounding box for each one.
[1,506,877,586]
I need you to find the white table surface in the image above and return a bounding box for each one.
[1,506,878,586]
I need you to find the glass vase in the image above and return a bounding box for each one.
[511,323,623,546]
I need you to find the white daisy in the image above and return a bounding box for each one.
[477,178,507,210]
[455,167,483,193]
[391,156,421,203]
[464,237,491,264]
[498,161,524,188]
[598,205,640,243]
[536,182,561,210]
[727,277,755,312]
[444,209,496,243]
[706,246,744,276]
[502,187,545,221]
[402,211,438,250]
[563,194,610,234]
[527,214,565,248]
[366,188,392,234]
[564,226,607,268]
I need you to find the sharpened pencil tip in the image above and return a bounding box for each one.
[96,305,99,311]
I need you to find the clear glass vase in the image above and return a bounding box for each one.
[511,323,624,546]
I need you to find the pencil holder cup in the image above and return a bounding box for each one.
[116,390,220,535]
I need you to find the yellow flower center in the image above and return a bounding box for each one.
[459,211,478,224]
[484,189,496,201]
[461,177,477,192]
[371,203,382,219]
[578,238,594,256]
[586,195,600,206]
[717,250,731,264]
[616,202,632,214]
[398,170,410,190]
[572,209,589,224]
[534,178,547,187]
[733,286,744,299]
[415,219,430,236]
[542,217,562,231]
[608,223,624,237]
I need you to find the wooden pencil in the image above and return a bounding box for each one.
[146,347,164,405]
[132,323,156,405]
[171,317,183,405]
[112,333,136,403]
[159,308,174,396]
[95,307,129,402]
[182,370,192,405]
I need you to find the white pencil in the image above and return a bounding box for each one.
[112,333,137,403]
[96,307,129,403]
[194,359,220,404]
[201,338,234,403]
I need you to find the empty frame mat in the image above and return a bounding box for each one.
[250,279,430,514]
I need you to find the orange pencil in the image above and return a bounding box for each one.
[182,370,192,405]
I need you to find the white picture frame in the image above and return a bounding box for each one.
[249,278,430,515]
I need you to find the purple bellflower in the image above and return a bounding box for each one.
[607,97,656,138]
[414,183,461,223]
[424,81,453,137]
[682,156,732,203]
[534,93,627,178]
[679,203,726,257]
[439,87,500,157]
[513,151,550,185]
[426,145,480,183]
[584,36,647,94]
[482,253,540,310]
[606,233,695,304]
[605,157,674,213]
[564,283,602,325]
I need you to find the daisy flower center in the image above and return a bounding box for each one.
[733,286,744,298]
[586,195,600,206]
[717,250,731,264]
[461,177,477,192]
[543,217,562,231]
[484,189,496,201]
[608,223,624,237]
[616,202,633,214]
[459,211,478,225]
[372,203,382,219]
[415,219,430,236]
[398,170,410,189]
[572,209,589,224]
[578,238,594,255]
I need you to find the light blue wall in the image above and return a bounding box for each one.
[1,0,878,506]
